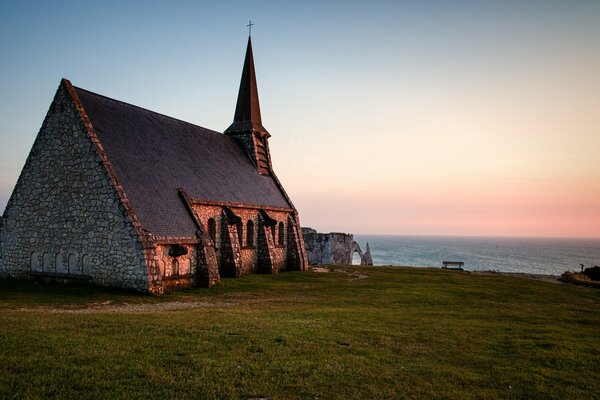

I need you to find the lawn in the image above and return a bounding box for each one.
[0,266,599,399]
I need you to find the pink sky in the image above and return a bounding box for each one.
[0,2,599,238]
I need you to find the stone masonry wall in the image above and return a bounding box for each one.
[191,203,292,276]
[286,214,307,271]
[257,209,289,273]
[0,83,148,291]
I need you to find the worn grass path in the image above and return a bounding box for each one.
[1,266,599,399]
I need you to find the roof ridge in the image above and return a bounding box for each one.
[72,85,223,136]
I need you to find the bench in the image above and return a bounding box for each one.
[442,261,464,270]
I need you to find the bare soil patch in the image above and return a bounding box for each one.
[310,266,370,280]
[8,293,318,314]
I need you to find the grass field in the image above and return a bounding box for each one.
[1,266,599,399]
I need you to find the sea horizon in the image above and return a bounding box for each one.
[353,233,600,240]
[352,234,600,276]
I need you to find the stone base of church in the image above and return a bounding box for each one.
[28,271,92,285]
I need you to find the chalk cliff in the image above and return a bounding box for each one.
[302,228,373,266]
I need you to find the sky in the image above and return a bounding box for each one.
[0,1,599,238]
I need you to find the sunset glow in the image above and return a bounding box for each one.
[1,1,598,237]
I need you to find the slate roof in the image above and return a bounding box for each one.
[73,86,292,238]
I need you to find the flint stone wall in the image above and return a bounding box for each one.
[0,84,148,291]
[191,204,293,276]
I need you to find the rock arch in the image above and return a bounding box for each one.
[302,228,373,266]
[352,241,373,266]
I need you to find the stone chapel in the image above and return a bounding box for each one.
[0,37,308,294]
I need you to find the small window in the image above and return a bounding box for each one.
[208,218,216,244]
[270,225,276,242]
[246,220,254,247]
[172,259,179,276]
[278,221,285,245]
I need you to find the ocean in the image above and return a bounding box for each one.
[353,235,600,276]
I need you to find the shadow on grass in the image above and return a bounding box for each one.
[0,278,149,306]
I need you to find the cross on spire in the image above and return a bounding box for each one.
[247,20,254,36]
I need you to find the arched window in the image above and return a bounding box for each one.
[278,222,285,246]
[172,259,179,276]
[246,220,254,247]
[236,220,243,246]
[158,260,166,276]
[208,218,216,244]
[30,252,40,272]
[270,225,276,242]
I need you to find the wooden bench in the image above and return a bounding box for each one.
[442,261,464,270]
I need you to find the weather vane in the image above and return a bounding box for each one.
[247,20,254,36]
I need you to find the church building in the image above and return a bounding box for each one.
[0,38,308,294]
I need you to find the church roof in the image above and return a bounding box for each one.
[72,84,292,238]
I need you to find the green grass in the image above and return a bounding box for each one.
[1,267,599,399]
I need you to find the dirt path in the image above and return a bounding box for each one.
[7,293,318,314]
[12,300,230,314]
[310,266,370,280]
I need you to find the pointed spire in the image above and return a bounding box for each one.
[225,36,272,175]
[226,37,269,137]
[235,37,261,125]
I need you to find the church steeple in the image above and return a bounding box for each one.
[225,36,271,175]
[231,37,269,136]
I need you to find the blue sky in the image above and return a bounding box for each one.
[1,1,599,236]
